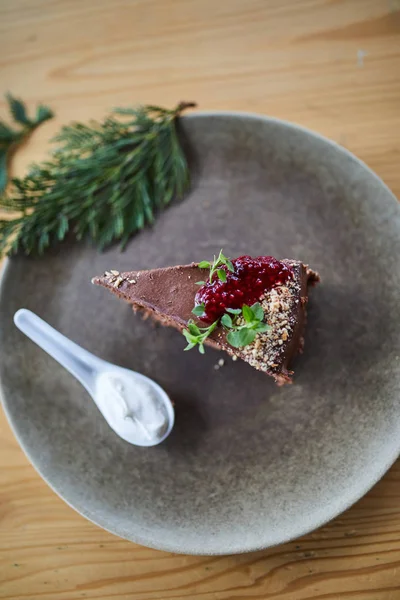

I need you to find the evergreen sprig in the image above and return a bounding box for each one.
[0,94,54,194]
[0,101,195,257]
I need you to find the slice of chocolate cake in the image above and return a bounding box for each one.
[93,254,319,385]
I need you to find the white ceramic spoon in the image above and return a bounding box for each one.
[14,309,175,447]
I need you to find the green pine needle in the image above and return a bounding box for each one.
[0,94,54,196]
[7,94,32,126]
[0,100,195,257]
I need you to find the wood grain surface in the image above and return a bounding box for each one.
[1,1,400,598]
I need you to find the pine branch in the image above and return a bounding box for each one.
[0,94,54,194]
[0,101,195,257]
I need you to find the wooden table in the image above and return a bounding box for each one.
[1,1,399,598]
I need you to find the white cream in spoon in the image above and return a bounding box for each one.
[94,370,171,445]
[14,309,174,447]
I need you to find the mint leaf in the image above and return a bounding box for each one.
[182,319,218,354]
[192,304,205,317]
[183,329,195,342]
[227,328,256,348]
[239,328,257,346]
[226,307,241,315]
[217,268,226,282]
[251,302,264,321]
[184,342,196,351]
[195,280,205,285]
[226,259,234,272]
[199,249,234,283]
[188,321,201,335]
[221,314,233,328]
[226,330,242,347]
[242,304,254,323]
[254,323,271,333]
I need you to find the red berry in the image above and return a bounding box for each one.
[195,256,292,324]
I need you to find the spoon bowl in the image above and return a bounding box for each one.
[14,309,175,447]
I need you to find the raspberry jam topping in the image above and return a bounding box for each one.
[195,255,292,324]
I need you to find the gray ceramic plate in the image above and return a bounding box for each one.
[1,113,400,555]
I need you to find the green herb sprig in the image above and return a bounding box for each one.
[0,94,54,194]
[0,101,195,257]
[182,319,219,354]
[197,249,234,285]
[192,303,206,318]
[184,301,270,353]
[184,250,271,353]
[221,303,270,347]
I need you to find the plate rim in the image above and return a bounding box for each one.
[0,110,399,555]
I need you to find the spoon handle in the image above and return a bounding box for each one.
[14,309,102,394]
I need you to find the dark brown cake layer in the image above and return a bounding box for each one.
[93,261,319,385]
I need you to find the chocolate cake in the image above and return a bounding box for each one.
[93,255,319,385]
